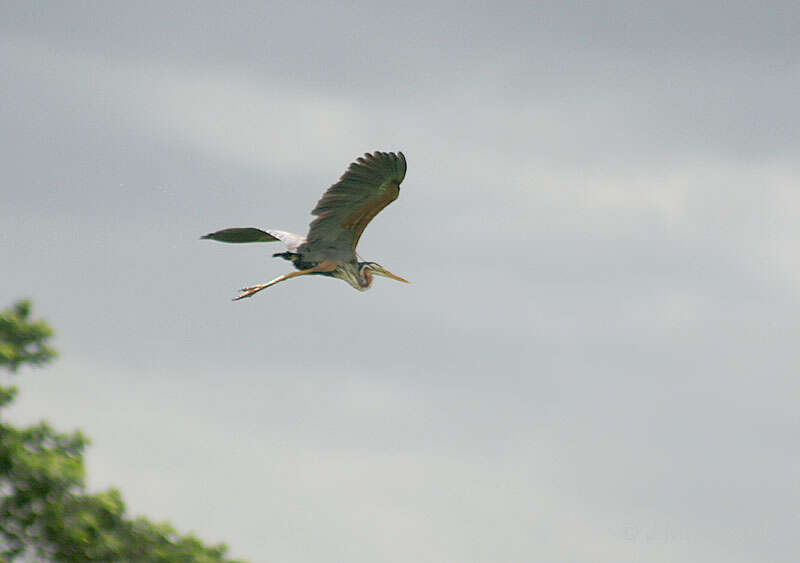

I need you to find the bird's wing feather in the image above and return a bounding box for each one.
[201,227,280,243]
[265,230,306,252]
[202,228,306,252]
[303,151,406,258]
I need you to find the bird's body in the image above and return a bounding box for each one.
[271,251,376,291]
[202,151,409,299]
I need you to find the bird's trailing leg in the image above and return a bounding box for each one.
[233,268,319,300]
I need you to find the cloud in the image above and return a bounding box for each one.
[3,6,800,562]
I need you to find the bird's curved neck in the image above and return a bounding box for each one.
[357,262,373,289]
[332,262,372,291]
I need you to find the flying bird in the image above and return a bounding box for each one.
[202,151,410,300]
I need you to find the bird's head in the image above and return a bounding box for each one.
[359,262,410,287]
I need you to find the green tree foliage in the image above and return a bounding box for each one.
[0,300,247,562]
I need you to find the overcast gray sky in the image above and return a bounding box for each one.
[2,1,799,561]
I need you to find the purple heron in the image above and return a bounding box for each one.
[202,151,410,300]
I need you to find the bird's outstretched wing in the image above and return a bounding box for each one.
[303,151,406,257]
[201,228,306,252]
[202,227,279,243]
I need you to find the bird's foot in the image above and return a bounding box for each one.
[233,284,267,301]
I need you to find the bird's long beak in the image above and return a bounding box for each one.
[374,266,410,284]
